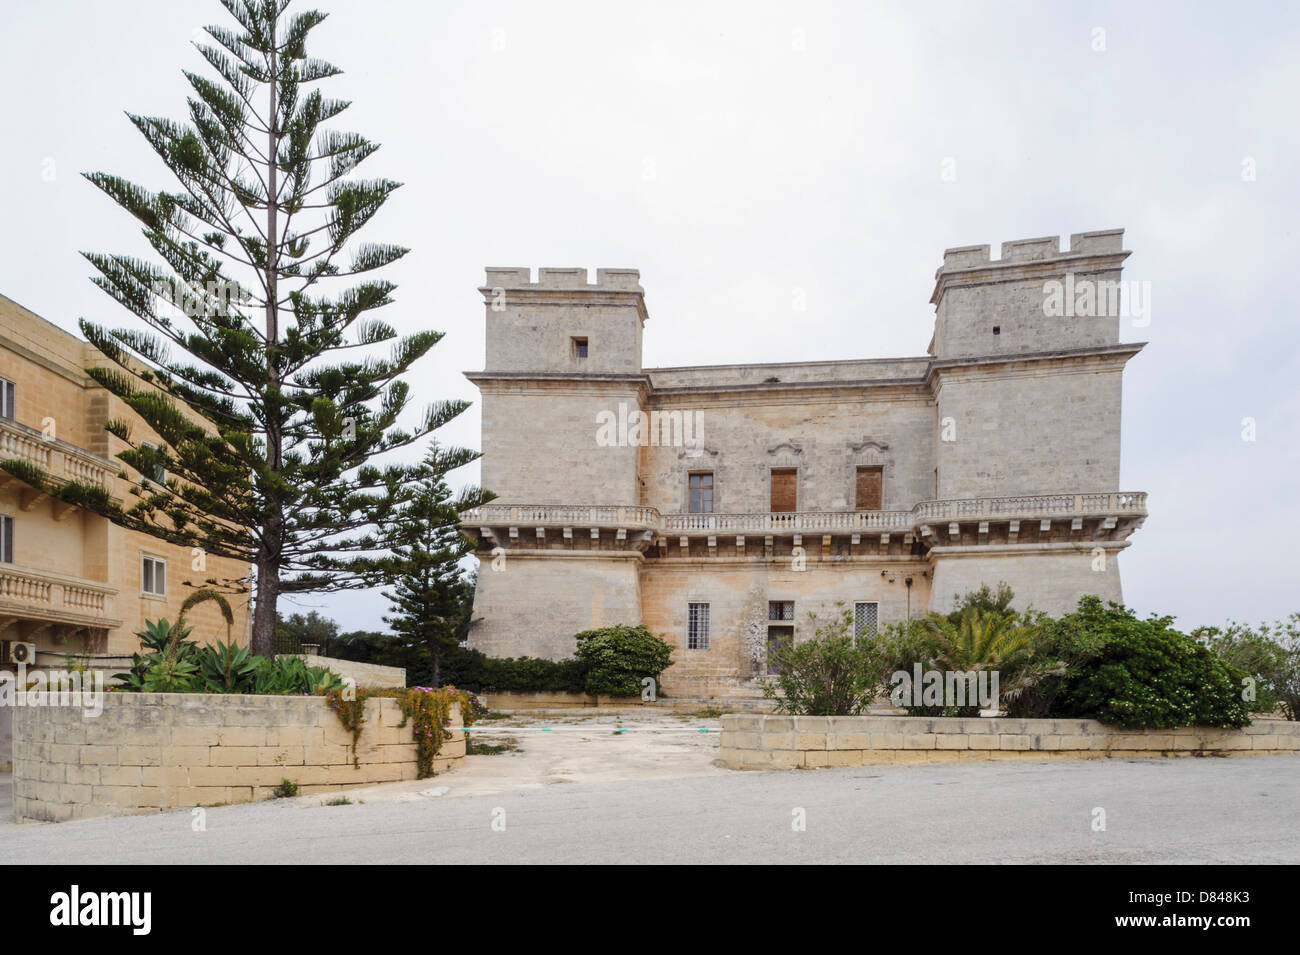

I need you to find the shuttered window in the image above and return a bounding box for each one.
[0,378,14,421]
[770,468,797,512]
[0,515,13,563]
[855,465,883,510]
[688,472,713,513]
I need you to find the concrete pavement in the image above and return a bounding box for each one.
[3,748,1297,864]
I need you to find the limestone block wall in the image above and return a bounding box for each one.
[0,704,11,772]
[719,714,1300,769]
[481,267,645,376]
[642,562,931,697]
[929,231,1127,361]
[11,694,463,822]
[641,391,935,513]
[478,385,643,505]
[928,545,1123,616]
[932,363,1125,500]
[469,554,643,660]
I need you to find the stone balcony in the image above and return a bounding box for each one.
[0,563,122,635]
[0,418,119,513]
[461,492,1148,557]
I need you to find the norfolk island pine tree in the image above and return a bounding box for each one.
[0,0,490,655]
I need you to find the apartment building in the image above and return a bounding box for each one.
[0,293,253,670]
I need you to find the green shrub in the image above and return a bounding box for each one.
[763,606,889,715]
[1055,597,1251,729]
[1195,615,1300,719]
[573,625,674,697]
[432,645,588,693]
[876,605,1063,718]
[272,779,299,798]
[998,612,1106,719]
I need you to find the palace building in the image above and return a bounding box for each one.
[461,230,1148,702]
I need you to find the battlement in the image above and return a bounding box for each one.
[938,229,1126,272]
[481,267,643,292]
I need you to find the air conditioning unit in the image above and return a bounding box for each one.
[3,641,35,665]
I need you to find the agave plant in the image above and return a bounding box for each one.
[198,640,257,693]
[115,617,202,692]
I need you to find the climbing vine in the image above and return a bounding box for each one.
[326,685,475,777]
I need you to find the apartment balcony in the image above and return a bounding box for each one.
[0,564,122,635]
[461,492,1147,556]
[0,418,118,512]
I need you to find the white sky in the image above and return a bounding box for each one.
[2,0,1297,633]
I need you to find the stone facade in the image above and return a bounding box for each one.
[10,694,464,822]
[0,294,253,666]
[462,231,1148,701]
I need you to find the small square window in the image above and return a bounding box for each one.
[572,337,589,359]
[992,326,1000,335]
[142,555,167,596]
[768,601,794,621]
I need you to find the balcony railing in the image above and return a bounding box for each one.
[663,509,914,533]
[463,492,1147,537]
[913,492,1148,522]
[461,503,660,529]
[0,418,116,490]
[0,564,120,626]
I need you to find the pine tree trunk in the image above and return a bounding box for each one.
[251,38,283,660]
[432,649,440,688]
[252,553,280,657]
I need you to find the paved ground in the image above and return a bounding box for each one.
[3,714,1298,864]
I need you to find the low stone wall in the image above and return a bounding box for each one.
[719,714,1300,769]
[282,654,406,689]
[11,694,463,822]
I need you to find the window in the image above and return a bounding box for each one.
[0,515,13,563]
[767,601,794,673]
[687,602,710,650]
[992,325,1001,336]
[0,378,14,421]
[688,472,713,513]
[139,442,167,485]
[854,601,879,640]
[571,336,589,359]
[141,555,167,596]
[770,468,797,512]
[855,465,883,510]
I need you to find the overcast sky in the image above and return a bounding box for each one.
[2,0,1297,634]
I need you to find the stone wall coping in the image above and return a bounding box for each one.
[718,713,1300,769]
